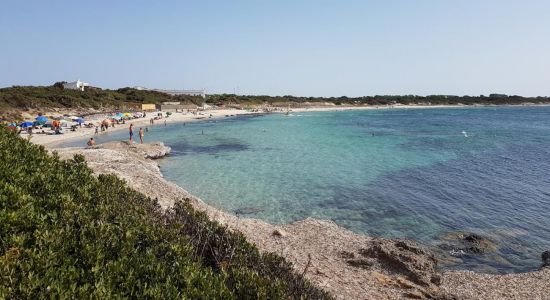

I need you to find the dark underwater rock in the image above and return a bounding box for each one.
[437,232,497,255]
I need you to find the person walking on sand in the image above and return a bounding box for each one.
[129,124,134,142]
[139,127,144,144]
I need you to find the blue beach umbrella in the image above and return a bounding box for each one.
[35,115,48,125]
[74,118,85,124]
[20,121,34,128]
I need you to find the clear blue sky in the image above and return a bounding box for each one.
[1,0,549,97]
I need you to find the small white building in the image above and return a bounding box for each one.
[63,79,90,91]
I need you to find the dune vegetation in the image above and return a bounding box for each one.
[0,85,204,121]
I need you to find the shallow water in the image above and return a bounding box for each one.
[64,107,550,273]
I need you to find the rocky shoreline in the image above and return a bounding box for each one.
[52,142,550,299]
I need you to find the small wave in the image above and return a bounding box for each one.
[450,249,466,256]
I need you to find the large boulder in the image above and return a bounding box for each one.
[542,251,550,269]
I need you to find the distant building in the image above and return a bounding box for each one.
[155,89,206,98]
[156,102,198,112]
[133,86,206,98]
[63,79,89,91]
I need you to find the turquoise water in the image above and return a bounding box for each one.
[64,107,550,273]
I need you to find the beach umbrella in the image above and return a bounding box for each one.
[74,118,85,124]
[35,115,48,125]
[123,112,132,117]
[20,121,34,128]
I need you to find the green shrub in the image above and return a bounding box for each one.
[0,126,331,299]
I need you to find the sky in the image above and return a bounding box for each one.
[1,0,550,97]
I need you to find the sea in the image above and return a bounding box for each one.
[63,106,550,274]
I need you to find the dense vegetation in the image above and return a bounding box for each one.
[0,85,204,120]
[206,93,550,106]
[2,84,549,121]
[0,126,330,299]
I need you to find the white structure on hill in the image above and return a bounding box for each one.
[134,86,206,98]
[63,79,90,91]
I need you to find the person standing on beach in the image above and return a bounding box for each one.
[139,127,144,144]
[129,124,134,142]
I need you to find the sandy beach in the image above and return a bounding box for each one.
[31,104,550,299]
[28,108,266,147]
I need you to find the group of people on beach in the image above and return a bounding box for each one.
[85,110,178,148]
[87,123,145,147]
[128,124,145,144]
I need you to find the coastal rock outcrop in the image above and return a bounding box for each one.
[342,239,457,299]
[358,239,440,287]
[94,141,171,159]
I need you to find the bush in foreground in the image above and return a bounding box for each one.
[0,126,330,299]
